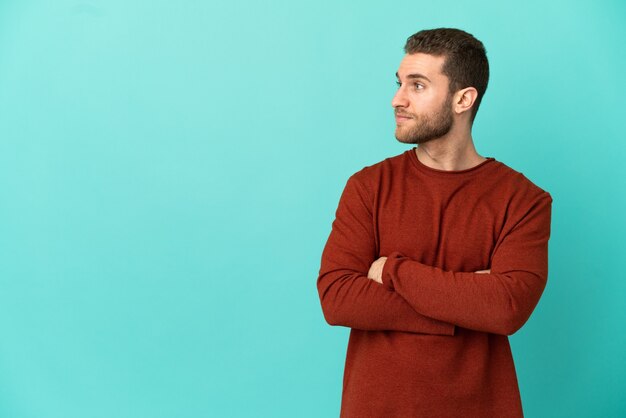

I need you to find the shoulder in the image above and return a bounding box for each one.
[348,150,408,187]
[489,160,553,224]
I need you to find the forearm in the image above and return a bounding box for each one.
[318,267,455,335]
[381,255,545,335]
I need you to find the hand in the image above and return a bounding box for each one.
[368,257,388,284]
[475,269,491,274]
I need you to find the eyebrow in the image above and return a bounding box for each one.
[395,71,431,82]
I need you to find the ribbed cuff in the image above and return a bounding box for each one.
[381,251,407,291]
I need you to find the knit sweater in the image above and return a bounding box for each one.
[317,147,553,417]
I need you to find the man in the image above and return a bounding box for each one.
[317,28,552,417]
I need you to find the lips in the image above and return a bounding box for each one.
[395,114,412,123]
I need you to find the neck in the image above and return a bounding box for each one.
[415,128,486,171]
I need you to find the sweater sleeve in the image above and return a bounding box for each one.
[317,174,455,336]
[381,191,553,336]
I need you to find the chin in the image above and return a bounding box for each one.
[395,132,439,145]
[394,129,415,144]
[395,136,415,144]
[394,128,407,142]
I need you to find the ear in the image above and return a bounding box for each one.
[453,87,478,116]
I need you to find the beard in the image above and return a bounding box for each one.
[394,93,454,144]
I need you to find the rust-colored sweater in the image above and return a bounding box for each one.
[317,147,552,417]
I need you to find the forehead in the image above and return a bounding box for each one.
[396,53,447,83]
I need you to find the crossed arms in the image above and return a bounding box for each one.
[316,174,553,336]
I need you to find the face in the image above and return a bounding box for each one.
[392,53,454,144]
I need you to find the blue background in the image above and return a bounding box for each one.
[0,1,624,417]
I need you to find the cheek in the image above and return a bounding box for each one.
[412,90,440,106]
[406,97,430,113]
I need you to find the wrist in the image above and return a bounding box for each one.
[381,251,405,290]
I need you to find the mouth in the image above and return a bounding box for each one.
[395,114,413,124]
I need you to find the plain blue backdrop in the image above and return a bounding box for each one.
[0,1,624,417]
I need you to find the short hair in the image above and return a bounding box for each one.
[404,28,489,123]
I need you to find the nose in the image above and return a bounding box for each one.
[391,84,409,109]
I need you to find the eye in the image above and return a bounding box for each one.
[395,80,401,88]
[414,83,424,90]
